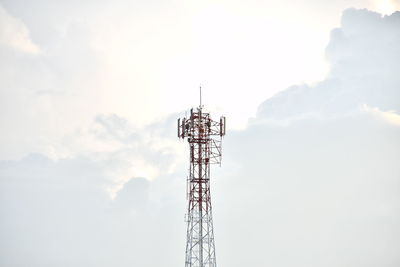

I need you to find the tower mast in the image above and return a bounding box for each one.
[177,91,226,267]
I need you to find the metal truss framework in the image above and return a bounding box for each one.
[178,107,226,267]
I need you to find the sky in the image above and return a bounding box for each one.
[0,0,400,266]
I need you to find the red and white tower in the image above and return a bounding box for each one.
[177,97,226,267]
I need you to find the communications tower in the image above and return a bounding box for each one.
[177,92,226,267]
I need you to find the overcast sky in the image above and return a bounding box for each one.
[1,1,400,266]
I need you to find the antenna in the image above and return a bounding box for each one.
[199,85,202,109]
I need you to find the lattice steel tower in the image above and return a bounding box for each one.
[177,94,226,267]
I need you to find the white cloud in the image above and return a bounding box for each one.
[256,9,400,124]
[0,4,40,54]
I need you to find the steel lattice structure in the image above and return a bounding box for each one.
[178,106,226,267]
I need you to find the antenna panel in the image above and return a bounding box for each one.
[178,118,181,138]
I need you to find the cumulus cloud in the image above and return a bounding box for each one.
[56,112,184,198]
[256,9,400,122]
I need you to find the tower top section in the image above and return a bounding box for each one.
[177,107,226,140]
[177,101,226,166]
[178,86,226,140]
